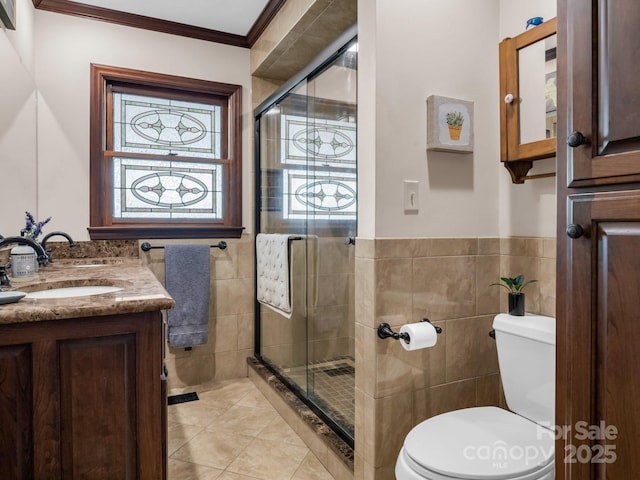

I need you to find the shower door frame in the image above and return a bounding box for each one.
[253,23,357,448]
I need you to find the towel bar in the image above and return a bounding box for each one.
[140,241,227,252]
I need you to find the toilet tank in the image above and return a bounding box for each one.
[493,313,555,428]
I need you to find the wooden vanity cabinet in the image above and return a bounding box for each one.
[0,312,166,479]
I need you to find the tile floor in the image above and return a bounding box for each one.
[167,378,336,480]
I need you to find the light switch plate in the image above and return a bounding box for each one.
[403,180,419,213]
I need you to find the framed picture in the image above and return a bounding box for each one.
[0,0,15,30]
[426,95,474,153]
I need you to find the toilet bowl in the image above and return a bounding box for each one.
[396,313,556,480]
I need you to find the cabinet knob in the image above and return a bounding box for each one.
[567,131,586,148]
[504,94,514,104]
[566,224,585,239]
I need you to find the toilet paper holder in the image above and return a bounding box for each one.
[377,318,442,341]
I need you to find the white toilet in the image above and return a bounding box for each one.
[396,313,556,480]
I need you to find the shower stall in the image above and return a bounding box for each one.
[254,26,357,445]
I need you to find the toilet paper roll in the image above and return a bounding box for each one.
[399,321,438,351]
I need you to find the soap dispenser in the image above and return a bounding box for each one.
[10,244,37,281]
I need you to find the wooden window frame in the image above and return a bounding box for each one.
[89,64,243,240]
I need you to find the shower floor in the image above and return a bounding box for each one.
[283,356,355,437]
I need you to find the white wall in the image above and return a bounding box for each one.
[0,0,37,235]
[358,0,501,238]
[32,11,253,240]
[498,0,557,237]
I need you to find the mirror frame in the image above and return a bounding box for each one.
[499,17,557,183]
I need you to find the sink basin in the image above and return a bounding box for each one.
[25,286,124,299]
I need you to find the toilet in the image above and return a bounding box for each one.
[396,313,556,480]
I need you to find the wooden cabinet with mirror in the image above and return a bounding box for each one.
[499,17,557,183]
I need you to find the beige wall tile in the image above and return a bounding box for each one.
[356,238,375,259]
[213,315,239,353]
[364,392,412,468]
[374,238,415,258]
[237,313,254,351]
[429,238,478,256]
[476,373,501,407]
[167,354,214,389]
[476,255,501,315]
[375,258,413,324]
[355,257,375,327]
[445,315,498,383]
[412,256,476,321]
[478,237,500,255]
[428,378,477,417]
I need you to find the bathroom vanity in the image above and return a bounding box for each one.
[0,259,174,479]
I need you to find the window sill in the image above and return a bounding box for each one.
[88,225,245,240]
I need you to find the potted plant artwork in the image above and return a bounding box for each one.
[446,110,464,141]
[490,274,537,316]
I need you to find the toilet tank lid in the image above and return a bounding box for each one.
[493,313,555,345]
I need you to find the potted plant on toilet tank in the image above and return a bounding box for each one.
[491,274,537,316]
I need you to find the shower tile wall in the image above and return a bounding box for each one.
[260,236,355,370]
[142,235,255,390]
[353,236,556,479]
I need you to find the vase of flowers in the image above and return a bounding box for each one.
[490,274,537,316]
[10,212,51,280]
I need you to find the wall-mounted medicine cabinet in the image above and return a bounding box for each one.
[499,17,557,183]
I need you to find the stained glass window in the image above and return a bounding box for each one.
[113,158,222,219]
[113,93,222,158]
[89,64,243,239]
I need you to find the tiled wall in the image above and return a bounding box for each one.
[353,237,556,479]
[142,235,255,390]
[260,236,355,370]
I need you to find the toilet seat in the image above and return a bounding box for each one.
[399,407,554,480]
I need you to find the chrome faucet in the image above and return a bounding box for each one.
[41,231,76,262]
[0,237,50,266]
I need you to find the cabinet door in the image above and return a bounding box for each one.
[0,345,33,478]
[562,0,640,186]
[558,190,640,478]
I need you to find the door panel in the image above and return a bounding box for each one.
[59,334,137,479]
[0,345,33,478]
[561,190,640,478]
[565,0,640,185]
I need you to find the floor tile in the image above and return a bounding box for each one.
[292,452,336,480]
[167,422,204,456]
[207,403,278,436]
[168,458,224,480]
[257,416,306,447]
[167,378,338,480]
[172,429,254,470]
[168,398,230,427]
[226,437,309,480]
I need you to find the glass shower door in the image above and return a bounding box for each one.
[305,45,357,439]
[256,33,357,444]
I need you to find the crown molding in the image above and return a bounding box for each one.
[33,0,285,48]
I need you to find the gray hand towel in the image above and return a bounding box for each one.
[165,244,210,348]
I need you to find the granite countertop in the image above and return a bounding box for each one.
[0,258,175,324]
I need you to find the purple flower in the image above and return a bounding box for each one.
[23,211,52,240]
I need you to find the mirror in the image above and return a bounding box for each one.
[519,34,556,143]
[0,30,38,234]
[499,17,557,183]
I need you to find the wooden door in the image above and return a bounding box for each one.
[557,190,640,479]
[563,0,640,186]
